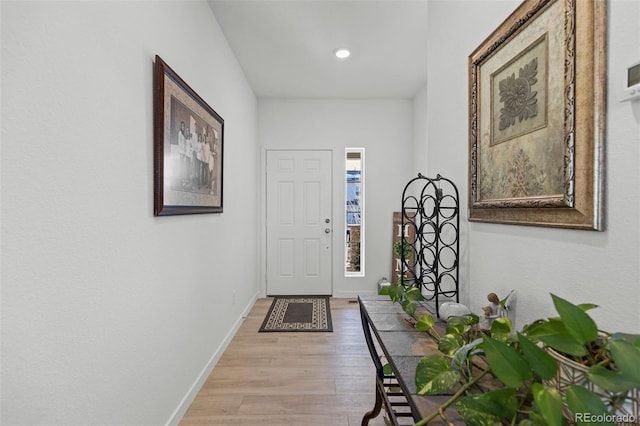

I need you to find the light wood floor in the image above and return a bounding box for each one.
[180,298,389,426]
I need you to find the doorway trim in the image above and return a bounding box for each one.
[260,148,334,297]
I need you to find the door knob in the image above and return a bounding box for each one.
[325,228,331,233]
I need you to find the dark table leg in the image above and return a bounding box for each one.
[361,379,384,426]
[359,298,387,425]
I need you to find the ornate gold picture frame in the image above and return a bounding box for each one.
[468,0,606,230]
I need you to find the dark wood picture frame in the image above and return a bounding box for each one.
[468,0,606,230]
[154,55,224,216]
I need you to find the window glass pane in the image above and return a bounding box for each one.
[345,149,364,276]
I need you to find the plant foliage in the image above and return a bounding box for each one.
[379,285,640,425]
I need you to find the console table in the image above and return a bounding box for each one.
[358,295,464,426]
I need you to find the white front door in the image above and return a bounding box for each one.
[266,150,332,295]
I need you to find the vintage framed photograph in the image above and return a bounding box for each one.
[154,55,223,216]
[468,0,606,230]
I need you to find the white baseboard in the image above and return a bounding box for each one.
[332,290,379,299]
[166,291,259,426]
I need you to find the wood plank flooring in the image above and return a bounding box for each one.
[180,298,389,426]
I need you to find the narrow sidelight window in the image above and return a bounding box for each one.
[345,148,364,276]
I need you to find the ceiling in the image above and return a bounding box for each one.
[207,0,429,99]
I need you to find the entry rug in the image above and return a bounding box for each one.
[259,296,333,332]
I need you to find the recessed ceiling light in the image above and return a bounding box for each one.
[334,48,351,60]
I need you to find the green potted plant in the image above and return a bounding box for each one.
[379,284,640,425]
[523,294,640,424]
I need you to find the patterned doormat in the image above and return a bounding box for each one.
[259,296,333,332]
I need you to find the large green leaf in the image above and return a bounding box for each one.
[415,313,435,332]
[522,318,550,336]
[446,316,472,336]
[405,286,424,301]
[518,333,558,380]
[609,339,640,384]
[457,388,518,418]
[490,317,514,343]
[551,293,598,345]
[566,385,613,426]
[451,338,483,371]
[539,334,588,358]
[464,313,480,326]
[523,317,587,357]
[402,300,416,316]
[588,365,639,393]
[439,334,464,356]
[454,403,501,426]
[456,389,519,425]
[524,318,566,340]
[491,317,512,334]
[388,283,403,302]
[415,354,460,395]
[531,383,564,426]
[482,336,532,388]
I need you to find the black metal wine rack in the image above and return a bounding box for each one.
[400,173,459,318]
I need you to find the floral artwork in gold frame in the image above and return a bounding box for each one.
[468,0,606,230]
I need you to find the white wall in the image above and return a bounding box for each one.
[424,0,640,333]
[258,99,415,297]
[413,84,429,174]
[1,2,259,424]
